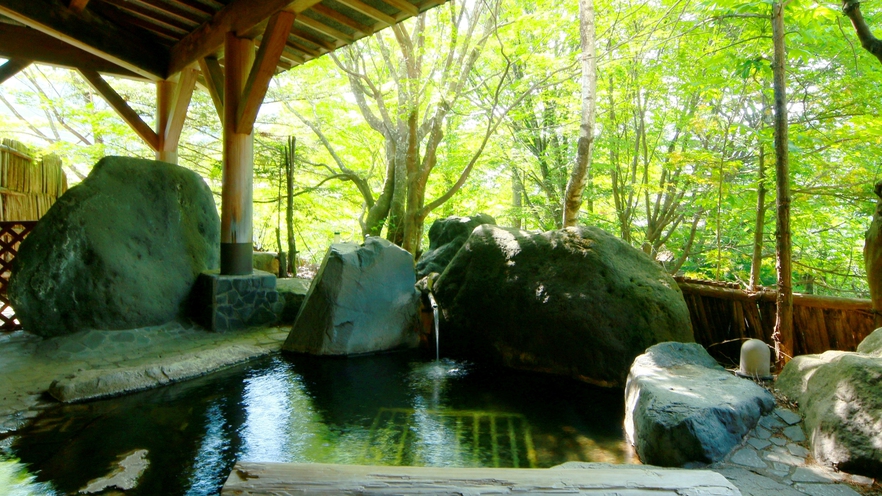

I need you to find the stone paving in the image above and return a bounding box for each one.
[710,406,876,495]
[0,326,879,495]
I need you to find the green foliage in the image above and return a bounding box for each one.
[2,0,882,293]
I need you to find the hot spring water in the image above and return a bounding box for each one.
[2,352,632,495]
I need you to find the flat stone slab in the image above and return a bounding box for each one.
[222,462,741,495]
[48,342,274,402]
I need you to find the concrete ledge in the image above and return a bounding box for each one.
[222,462,742,495]
[48,344,271,403]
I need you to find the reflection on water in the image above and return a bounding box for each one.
[6,351,632,495]
[0,458,57,496]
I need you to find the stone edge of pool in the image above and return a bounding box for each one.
[220,461,742,495]
[0,324,289,432]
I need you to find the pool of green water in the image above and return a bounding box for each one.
[2,351,632,495]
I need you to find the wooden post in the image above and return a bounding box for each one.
[156,79,176,163]
[221,33,255,275]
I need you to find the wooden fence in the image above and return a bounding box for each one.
[0,221,37,331]
[677,277,876,366]
[0,139,68,221]
[0,138,68,331]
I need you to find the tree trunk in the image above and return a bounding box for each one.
[285,136,297,275]
[749,144,767,290]
[562,0,596,227]
[511,166,523,229]
[772,1,793,366]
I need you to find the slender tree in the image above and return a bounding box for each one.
[562,0,597,226]
[771,0,793,364]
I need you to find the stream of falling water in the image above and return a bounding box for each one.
[428,292,439,361]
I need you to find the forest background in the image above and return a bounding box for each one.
[1,0,881,297]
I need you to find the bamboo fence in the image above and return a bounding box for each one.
[676,277,876,366]
[0,138,68,221]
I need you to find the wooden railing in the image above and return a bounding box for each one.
[0,221,37,331]
[677,277,876,365]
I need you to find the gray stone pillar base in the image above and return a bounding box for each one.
[190,269,284,332]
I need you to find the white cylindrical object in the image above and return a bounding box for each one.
[738,339,771,379]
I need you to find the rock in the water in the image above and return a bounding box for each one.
[282,237,420,355]
[276,277,310,323]
[625,342,776,467]
[9,156,219,337]
[415,214,495,278]
[433,225,693,386]
[777,328,882,478]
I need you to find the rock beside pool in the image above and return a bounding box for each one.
[276,278,310,323]
[282,238,420,355]
[625,342,776,466]
[433,225,693,387]
[415,213,495,278]
[777,328,882,478]
[9,156,219,337]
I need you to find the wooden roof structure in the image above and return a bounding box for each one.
[0,0,447,278]
[0,0,442,81]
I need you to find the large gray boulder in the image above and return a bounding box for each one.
[9,156,219,337]
[415,213,495,278]
[433,225,693,387]
[625,342,776,467]
[777,328,882,477]
[282,237,420,355]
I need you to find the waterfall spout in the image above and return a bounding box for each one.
[428,292,439,361]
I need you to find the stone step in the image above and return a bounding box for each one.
[222,462,742,495]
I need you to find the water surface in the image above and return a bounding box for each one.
[4,351,632,495]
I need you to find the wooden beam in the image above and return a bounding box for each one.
[236,11,295,134]
[78,69,160,150]
[295,15,353,44]
[0,23,142,79]
[290,29,336,52]
[168,0,323,76]
[198,57,224,122]
[0,0,168,79]
[163,67,198,150]
[68,0,89,13]
[380,0,418,17]
[310,4,373,36]
[335,0,396,26]
[0,59,31,84]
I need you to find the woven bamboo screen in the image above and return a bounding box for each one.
[0,138,68,221]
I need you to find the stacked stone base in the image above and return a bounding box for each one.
[191,270,283,332]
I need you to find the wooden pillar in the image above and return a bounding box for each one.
[156,79,177,164]
[221,33,255,275]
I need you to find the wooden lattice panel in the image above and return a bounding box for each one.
[0,221,37,331]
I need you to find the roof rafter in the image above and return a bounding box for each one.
[0,0,169,79]
[168,0,324,76]
[0,59,30,84]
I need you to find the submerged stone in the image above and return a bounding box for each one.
[433,225,693,387]
[9,156,219,337]
[282,237,420,355]
[625,342,776,467]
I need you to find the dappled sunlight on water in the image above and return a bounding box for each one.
[0,457,57,496]
[7,352,630,495]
